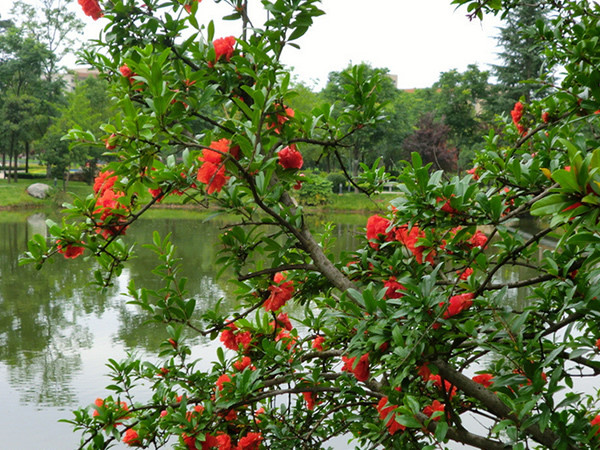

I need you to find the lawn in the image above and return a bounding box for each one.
[0,178,401,214]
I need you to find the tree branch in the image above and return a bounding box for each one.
[433,358,576,450]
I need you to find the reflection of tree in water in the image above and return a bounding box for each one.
[0,219,115,407]
[115,273,224,352]
[114,217,234,352]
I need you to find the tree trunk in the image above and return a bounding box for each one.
[25,141,30,173]
[12,148,18,183]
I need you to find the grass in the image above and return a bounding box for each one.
[0,178,402,214]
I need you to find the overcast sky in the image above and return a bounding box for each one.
[2,0,503,90]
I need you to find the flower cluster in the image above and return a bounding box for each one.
[211,36,236,66]
[511,101,527,135]
[376,397,405,435]
[440,292,475,319]
[366,215,436,264]
[342,353,370,382]
[220,323,252,352]
[277,145,303,170]
[93,171,129,239]
[267,103,295,134]
[264,272,295,311]
[197,138,239,194]
[57,241,85,259]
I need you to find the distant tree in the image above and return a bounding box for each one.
[321,63,404,177]
[402,112,457,172]
[492,3,551,112]
[433,65,492,150]
[0,24,51,181]
[39,76,115,187]
[9,0,84,82]
[287,82,322,168]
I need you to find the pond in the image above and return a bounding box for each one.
[0,209,368,449]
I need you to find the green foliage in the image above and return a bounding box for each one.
[325,171,347,193]
[39,76,116,184]
[296,171,332,205]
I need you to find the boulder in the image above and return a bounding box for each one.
[26,183,51,199]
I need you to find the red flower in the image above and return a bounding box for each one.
[436,196,458,214]
[105,133,117,150]
[213,36,236,63]
[423,400,445,421]
[591,414,600,435]
[268,103,295,133]
[182,433,196,450]
[457,267,473,280]
[366,215,394,249]
[468,230,488,248]
[200,138,234,165]
[220,323,239,350]
[511,101,528,135]
[428,374,457,399]
[123,428,141,446]
[395,224,434,264]
[417,363,431,382]
[197,162,229,194]
[78,0,103,20]
[275,329,296,350]
[596,339,600,351]
[93,186,129,238]
[92,397,104,417]
[383,276,405,299]
[236,432,262,450]
[342,353,370,382]
[215,433,232,450]
[466,166,480,180]
[184,0,202,14]
[119,64,134,79]
[511,101,523,125]
[312,335,325,352]
[57,241,85,259]
[278,145,303,169]
[93,170,117,195]
[264,274,294,312]
[148,187,163,201]
[303,391,316,410]
[233,356,255,372]
[442,292,475,319]
[472,373,494,388]
[216,374,232,391]
[270,312,293,331]
[376,397,405,435]
[542,111,550,123]
[235,331,252,352]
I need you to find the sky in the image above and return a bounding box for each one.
[1,0,503,90]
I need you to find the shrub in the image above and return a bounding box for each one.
[297,172,333,205]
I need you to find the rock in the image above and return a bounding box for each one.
[26,183,51,199]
